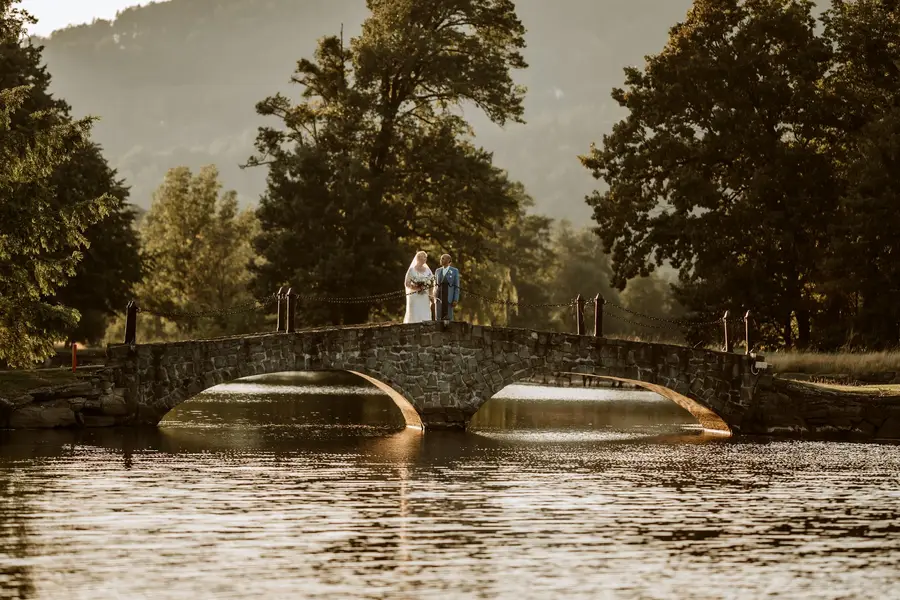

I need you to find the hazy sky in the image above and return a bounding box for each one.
[21,0,153,36]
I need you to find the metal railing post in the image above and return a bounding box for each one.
[575,294,585,335]
[744,310,751,355]
[275,286,286,332]
[593,293,604,337]
[124,300,138,345]
[285,288,296,333]
[722,310,733,353]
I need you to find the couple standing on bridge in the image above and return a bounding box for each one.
[403,251,461,323]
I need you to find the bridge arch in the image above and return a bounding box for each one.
[105,336,426,429]
[151,368,425,430]
[137,367,424,430]
[475,368,730,433]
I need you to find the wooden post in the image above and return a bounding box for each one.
[71,343,77,372]
[124,300,138,345]
[722,310,733,353]
[593,294,604,337]
[744,310,751,355]
[285,287,296,333]
[275,286,286,332]
[575,294,585,335]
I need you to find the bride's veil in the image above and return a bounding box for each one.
[407,252,421,272]
[405,252,432,288]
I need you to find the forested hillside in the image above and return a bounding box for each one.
[37,0,696,220]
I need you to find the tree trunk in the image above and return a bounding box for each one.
[796,308,811,350]
[783,313,793,349]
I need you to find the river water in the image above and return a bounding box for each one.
[1,372,899,599]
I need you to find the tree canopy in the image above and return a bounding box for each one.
[0,2,113,366]
[583,0,900,350]
[50,142,143,347]
[135,165,261,340]
[820,0,900,348]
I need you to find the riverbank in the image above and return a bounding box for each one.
[768,350,900,384]
[0,367,129,429]
[746,377,900,439]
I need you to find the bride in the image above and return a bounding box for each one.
[404,251,434,324]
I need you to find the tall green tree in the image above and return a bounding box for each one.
[248,0,529,325]
[0,2,114,367]
[457,184,556,328]
[580,0,836,349]
[51,143,143,346]
[820,0,900,348]
[137,165,261,339]
[822,0,900,129]
[1,1,142,353]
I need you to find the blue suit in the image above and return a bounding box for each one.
[434,265,461,320]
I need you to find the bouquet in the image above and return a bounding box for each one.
[409,274,435,294]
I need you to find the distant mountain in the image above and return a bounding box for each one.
[38,0,699,221]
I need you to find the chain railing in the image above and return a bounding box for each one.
[121,282,754,354]
[584,293,753,354]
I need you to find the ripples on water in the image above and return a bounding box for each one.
[1,372,899,599]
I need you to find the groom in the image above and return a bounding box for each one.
[434,254,461,321]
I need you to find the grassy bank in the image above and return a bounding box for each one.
[799,380,900,396]
[0,369,81,397]
[767,351,900,378]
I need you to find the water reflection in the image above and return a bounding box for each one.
[1,373,899,599]
[163,371,408,431]
[472,383,697,432]
[0,469,35,599]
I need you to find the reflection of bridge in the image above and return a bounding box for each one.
[104,321,766,433]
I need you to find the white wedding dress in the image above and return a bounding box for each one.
[404,266,433,323]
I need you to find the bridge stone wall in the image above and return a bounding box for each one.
[99,321,758,432]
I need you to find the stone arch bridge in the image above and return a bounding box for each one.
[99,321,767,433]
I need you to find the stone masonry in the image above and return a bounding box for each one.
[95,321,754,432]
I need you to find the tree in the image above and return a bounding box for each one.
[617,273,687,342]
[820,0,900,348]
[497,199,557,330]
[0,0,142,352]
[248,0,530,326]
[456,184,556,328]
[137,165,262,339]
[0,2,111,367]
[827,109,900,348]
[580,0,836,349]
[249,35,399,326]
[822,0,900,130]
[51,143,143,346]
[542,223,626,334]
